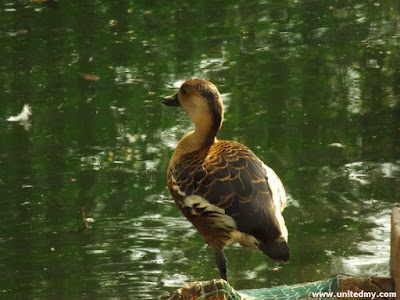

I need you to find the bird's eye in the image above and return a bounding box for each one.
[181,88,187,95]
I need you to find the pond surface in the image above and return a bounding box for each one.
[0,1,399,299]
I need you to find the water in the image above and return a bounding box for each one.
[0,1,399,299]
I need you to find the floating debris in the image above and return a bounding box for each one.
[32,0,59,8]
[328,142,346,148]
[7,104,32,131]
[17,29,28,36]
[79,73,100,81]
[81,207,94,230]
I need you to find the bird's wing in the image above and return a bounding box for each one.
[170,140,287,243]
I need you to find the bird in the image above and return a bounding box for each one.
[162,79,289,281]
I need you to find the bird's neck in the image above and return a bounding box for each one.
[169,121,218,166]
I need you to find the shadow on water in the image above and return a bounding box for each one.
[0,0,399,299]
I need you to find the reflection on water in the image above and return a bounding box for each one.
[79,213,196,299]
[338,208,391,276]
[0,0,399,299]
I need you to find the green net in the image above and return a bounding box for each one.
[196,276,340,300]
[238,277,339,299]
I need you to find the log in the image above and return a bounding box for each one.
[338,277,394,299]
[169,280,227,300]
[391,207,400,297]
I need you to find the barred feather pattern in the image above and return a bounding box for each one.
[167,140,288,253]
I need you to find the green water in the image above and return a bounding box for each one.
[0,1,399,299]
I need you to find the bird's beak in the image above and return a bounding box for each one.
[162,93,180,107]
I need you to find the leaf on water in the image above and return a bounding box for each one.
[79,73,100,81]
[17,29,28,36]
[32,0,59,8]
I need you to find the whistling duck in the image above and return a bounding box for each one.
[162,79,289,281]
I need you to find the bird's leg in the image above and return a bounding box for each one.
[215,250,228,281]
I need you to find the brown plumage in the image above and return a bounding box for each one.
[162,79,289,281]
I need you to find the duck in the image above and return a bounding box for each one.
[162,79,289,281]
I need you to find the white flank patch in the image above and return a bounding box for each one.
[263,164,289,242]
[183,195,237,229]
